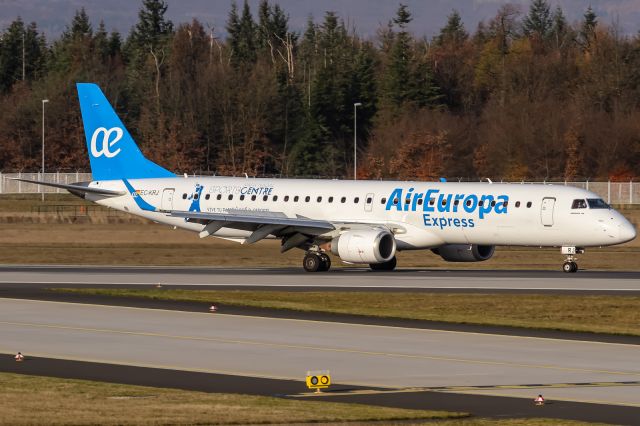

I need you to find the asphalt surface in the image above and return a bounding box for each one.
[3,355,640,424]
[0,281,638,345]
[2,265,640,293]
[1,299,639,412]
[2,265,640,424]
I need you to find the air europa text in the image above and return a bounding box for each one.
[385,188,509,219]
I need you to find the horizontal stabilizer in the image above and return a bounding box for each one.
[6,177,125,197]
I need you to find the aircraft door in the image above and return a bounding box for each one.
[364,193,374,212]
[540,197,555,226]
[161,189,175,211]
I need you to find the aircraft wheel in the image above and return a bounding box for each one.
[562,261,578,273]
[303,253,321,272]
[369,256,397,271]
[318,253,331,272]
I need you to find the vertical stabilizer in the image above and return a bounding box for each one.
[77,83,175,180]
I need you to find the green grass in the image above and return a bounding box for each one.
[0,372,465,425]
[54,289,640,336]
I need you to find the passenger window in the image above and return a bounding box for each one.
[393,198,398,205]
[490,200,496,207]
[294,196,299,202]
[240,195,245,201]
[305,196,310,202]
[205,194,210,200]
[478,200,484,207]
[527,201,532,208]
[367,197,372,204]
[273,195,278,202]
[571,199,587,209]
[341,197,346,203]
[228,195,233,200]
[429,199,435,205]
[503,201,508,207]
[182,193,187,199]
[418,199,423,205]
[515,201,520,208]
[354,197,359,203]
[194,193,199,200]
[442,199,447,206]
[328,196,334,203]
[284,196,289,202]
[466,200,472,207]
[263,195,268,201]
[217,194,222,200]
[317,196,322,202]
[405,198,411,205]
[251,195,256,201]
[381,198,387,204]
[454,200,459,205]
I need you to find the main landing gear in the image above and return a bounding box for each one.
[303,252,331,272]
[561,246,584,273]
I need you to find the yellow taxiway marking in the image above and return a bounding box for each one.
[1,319,639,379]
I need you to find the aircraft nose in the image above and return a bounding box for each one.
[618,219,637,243]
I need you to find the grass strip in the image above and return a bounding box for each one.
[0,372,463,425]
[54,289,640,336]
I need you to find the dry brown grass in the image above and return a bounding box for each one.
[55,289,640,336]
[0,195,638,270]
[0,372,464,425]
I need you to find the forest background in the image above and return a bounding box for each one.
[0,0,639,181]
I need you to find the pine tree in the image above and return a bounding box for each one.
[227,0,257,66]
[522,0,552,39]
[132,0,173,51]
[580,6,598,48]
[436,10,468,46]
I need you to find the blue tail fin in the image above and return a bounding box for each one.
[77,83,175,180]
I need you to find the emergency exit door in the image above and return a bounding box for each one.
[161,189,175,211]
[540,197,555,226]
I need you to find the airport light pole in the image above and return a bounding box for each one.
[353,102,362,180]
[42,99,49,201]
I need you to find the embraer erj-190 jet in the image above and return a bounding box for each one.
[13,84,637,273]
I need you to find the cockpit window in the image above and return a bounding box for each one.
[571,199,587,209]
[587,198,610,209]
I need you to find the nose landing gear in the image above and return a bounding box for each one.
[561,246,584,273]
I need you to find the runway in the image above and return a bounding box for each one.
[2,265,639,422]
[2,265,640,292]
[1,298,639,410]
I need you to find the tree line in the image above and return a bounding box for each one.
[0,0,638,180]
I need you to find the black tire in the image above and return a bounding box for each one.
[563,261,574,273]
[303,253,321,272]
[319,253,331,272]
[370,256,397,271]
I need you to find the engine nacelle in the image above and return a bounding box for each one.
[432,244,495,262]
[330,230,396,264]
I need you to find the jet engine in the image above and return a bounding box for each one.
[329,229,396,264]
[432,244,495,262]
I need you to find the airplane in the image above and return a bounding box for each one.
[10,83,637,273]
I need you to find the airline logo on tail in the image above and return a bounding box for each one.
[90,127,123,158]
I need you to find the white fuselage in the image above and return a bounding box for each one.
[86,177,636,249]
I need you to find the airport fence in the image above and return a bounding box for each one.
[0,172,639,204]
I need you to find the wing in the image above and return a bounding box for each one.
[168,209,335,249]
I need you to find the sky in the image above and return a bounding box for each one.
[1,0,640,41]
